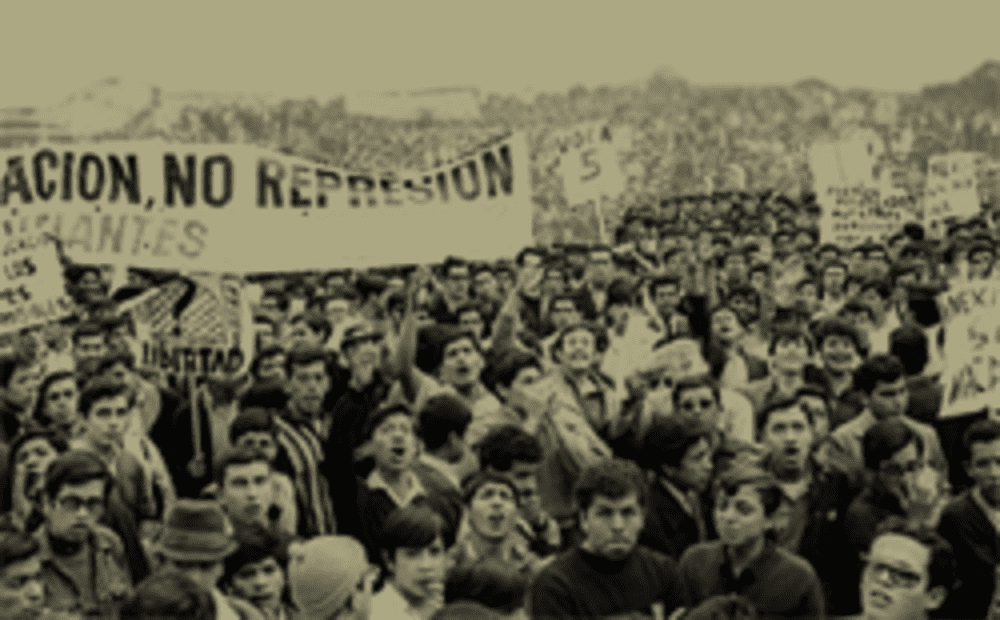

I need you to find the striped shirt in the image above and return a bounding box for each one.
[273,412,336,536]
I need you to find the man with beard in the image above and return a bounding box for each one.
[450,471,541,576]
[858,518,955,620]
[757,398,856,616]
[678,464,825,619]
[529,459,684,620]
[638,416,714,561]
[937,419,1000,620]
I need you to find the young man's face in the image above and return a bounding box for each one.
[371,413,417,475]
[44,479,106,543]
[221,461,274,524]
[549,300,581,331]
[579,493,645,561]
[388,536,446,606]
[256,353,287,384]
[672,437,714,493]
[324,298,351,329]
[878,441,922,499]
[749,270,768,292]
[344,336,381,372]
[444,265,471,300]
[286,320,323,350]
[229,556,286,613]
[468,481,518,542]
[967,438,1000,506]
[586,251,614,287]
[6,364,41,410]
[73,335,107,363]
[798,395,831,439]
[870,378,909,420]
[160,558,224,593]
[492,459,542,522]
[675,386,721,429]
[541,270,566,297]
[653,284,682,317]
[233,432,279,464]
[472,271,500,300]
[286,361,329,416]
[0,555,44,620]
[438,337,484,390]
[14,438,59,495]
[822,266,847,295]
[861,533,944,620]
[557,328,597,373]
[101,361,135,390]
[85,394,132,447]
[457,310,485,343]
[711,309,744,344]
[969,250,995,279]
[860,289,888,321]
[503,365,543,413]
[713,484,772,549]
[771,336,811,373]
[761,406,814,474]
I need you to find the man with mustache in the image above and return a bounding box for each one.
[529,458,684,620]
[937,419,1000,620]
[858,518,955,620]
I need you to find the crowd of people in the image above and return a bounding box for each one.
[2,181,1000,620]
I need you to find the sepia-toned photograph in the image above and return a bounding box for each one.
[1,2,1000,618]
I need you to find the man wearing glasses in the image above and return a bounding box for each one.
[859,517,956,620]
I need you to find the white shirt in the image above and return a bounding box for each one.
[212,589,242,620]
[366,469,427,508]
[370,583,424,620]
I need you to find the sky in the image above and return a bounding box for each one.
[2,1,999,108]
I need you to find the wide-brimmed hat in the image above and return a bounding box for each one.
[154,499,238,563]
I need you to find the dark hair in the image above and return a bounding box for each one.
[873,517,957,593]
[0,352,33,390]
[362,403,417,443]
[284,345,328,379]
[862,418,924,471]
[574,458,647,513]
[672,374,720,410]
[442,257,471,278]
[550,322,609,362]
[484,351,542,394]
[477,425,543,472]
[418,394,473,452]
[641,416,713,471]
[71,322,106,347]
[963,419,1000,453]
[548,293,580,312]
[757,398,813,439]
[859,279,892,300]
[461,471,519,506]
[889,326,929,376]
[78,377,135,419]
[713,465,783,518]
[119,570,216,620]
[239,384,289,412]
[249,346,286,381]
[853,354,906,396]
[30,370,78,427]
[379,505,448,560]
[214,446,271,487]
[229,408,277,444]
[43,450,112,502]
[812,317,868,357]
[0,528,41,572]
[648,274,683,299]
[444,558,528,615]
[767,325,815,357]
[221,519,292,588]
[288,312,333,343]
[94,348,137,375]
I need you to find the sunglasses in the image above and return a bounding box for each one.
[861,554,922,590]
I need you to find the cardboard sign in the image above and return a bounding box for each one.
[552,121,625,205]
[925,152,985,234]
[938,281,1000,418]
[0,134,533,271]
[0,239,74,334]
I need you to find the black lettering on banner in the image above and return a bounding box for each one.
[451,161,480,200]
[67,215,93,252]
[164,155,197,207]
[108,155,141,203]
[483,144,513,197]
[178,220,208,259]
[184,350,198,374]
[202,155,233,207]
[315,170,340,207]
[130,214,152,256]
[579,148,601,182]
[61,152,74,201]
[33,150,57,201]
[436,171,449,203]
[404,177,434,205]
[380,178,403,207]
[1,157,33,205]
[198,348,213,371]
[257,159,284,207]
[77,153,105,201]
[347,175,375,208]
[291,165,311,207]
[210,349,227,373]
[153,219,179,257]
[97,214,129,254]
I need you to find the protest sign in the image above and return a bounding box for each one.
[0,239,73,335]
[552,121,625,205]
[129,273,254,378]
[925,152,985,234]
[938,281,1000,418]
[0,134,533,272]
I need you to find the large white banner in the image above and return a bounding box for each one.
[0,239,74,334]
[938,281,1000,418]
[925,152,986,235]
[0,134,533,272]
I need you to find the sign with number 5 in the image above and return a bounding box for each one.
[556,122,625,205]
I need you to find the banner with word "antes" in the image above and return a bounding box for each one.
[0,134,532,272]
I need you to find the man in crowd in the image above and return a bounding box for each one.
[287,535,376,620]
[529,458,684,620]
[0,528,46,620]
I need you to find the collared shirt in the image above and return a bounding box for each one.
[35,525,132,618]
[366,468,427,508]
[972,487,1000,535]
[370,582,426,620]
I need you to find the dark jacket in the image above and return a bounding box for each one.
[639,476,704,561]
[937,491,1000,620]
